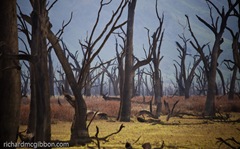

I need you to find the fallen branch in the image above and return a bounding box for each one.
[91,124,125,142]
[216,137,240,149]
[87,111,98,129]
[94,126,101,149]
[136,110,158,119]
[164,100,180,121]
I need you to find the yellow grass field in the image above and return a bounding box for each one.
[19,96,240,148]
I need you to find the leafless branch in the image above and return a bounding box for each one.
[91,124,125,142]
[87,111,98,129]
[47,0,58,11]
[55,12,73,40]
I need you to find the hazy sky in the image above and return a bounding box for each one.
[17,0,237,85]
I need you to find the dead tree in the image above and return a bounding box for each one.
[55,0,128,144]
[195,66,207,95]
[145,0,165,117]
[98,56,120,96]
[224,61,239,100]
[111,33,127,120]
[118,0,137,122]
[98,57,110,96]
[174,22,201,99]
[69,0,127,143]
[30,0,51,142]
[0,0,21,144]
[186,0,239,116]
[119,0,153,122]
[17,0,52,143]
[108,66,120,96]
[48,47,55,96]
[226,0,240,71]
[17,1,57,139]
[224,2,240,100]
[20,0,128,145]
[114,32,127,117]
[142,73,153,96]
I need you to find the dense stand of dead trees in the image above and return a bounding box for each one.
[0,0,239,148]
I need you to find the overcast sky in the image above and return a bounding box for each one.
[17,0,238,86]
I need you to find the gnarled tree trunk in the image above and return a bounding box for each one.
[31,0,51,142]
[0,0,21,146]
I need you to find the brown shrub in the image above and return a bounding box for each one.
[19,95,240,123]
[86,96,120,117]
[215,96,240,112]
[51,104,74,122]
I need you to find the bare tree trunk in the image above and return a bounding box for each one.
[228,65,237,100]
[27,63,36,134]
[31,0,51,143]
[154,73,162,117]
[205,71,216,116]
[184,82,191,99]
[100,68,105,95]
[204,39,222,116]
[119,0,137,122]
[216,68,226,95]
[186,0,238,116]
[48,49,55,96]
[0,0,21,146]
[70,95,89,144]
[64,77,71,94]
[48,30,90,145]
[84,74,91,96]
[117,55,125,120]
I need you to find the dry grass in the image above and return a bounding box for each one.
[19,95,240,148]
[19,114,240,149]
[19,95,240,124]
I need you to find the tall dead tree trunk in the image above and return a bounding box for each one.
[187,0,238,116]
[31,0,51,142]
[201,1,237,116]
[225,3,240,99]
[147,0,165,117]
[115,36,126,119]
[52,0,127,144]
[119,0,153,121]
[119,0,137,122]
[0,0,21,146]
[84,74,92,96]
[228,65,238,100]
[216,68,226,95]
[48,48,55,96]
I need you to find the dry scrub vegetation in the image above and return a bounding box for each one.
[19,95,240,148]
[20,95,240,124]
